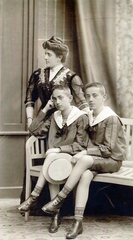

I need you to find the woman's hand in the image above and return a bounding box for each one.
[27,118,33,128]
[71,150,87,164]
[46,148,61,155]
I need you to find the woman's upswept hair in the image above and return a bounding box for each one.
[42,36,69,63]
[85,82,106,95]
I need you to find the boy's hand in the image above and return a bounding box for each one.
[46,148,61,155]
[42,99,54,113]
[71,150,87,164]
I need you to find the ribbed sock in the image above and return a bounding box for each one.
[75,207,84,220]
[31,186,42,197]
[58,185,72,199]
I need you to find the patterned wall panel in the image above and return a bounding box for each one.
[116,0,133,117]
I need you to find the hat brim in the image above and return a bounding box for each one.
[43,153,73,184]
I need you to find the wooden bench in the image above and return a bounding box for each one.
[25,117,133,221]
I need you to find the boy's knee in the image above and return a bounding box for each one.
[80,170,93,182]
[79,155,93,163]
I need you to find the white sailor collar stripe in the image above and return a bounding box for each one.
[88,106,118,126]
[54,106,86,128]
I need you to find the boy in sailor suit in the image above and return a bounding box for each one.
[18,85,89,233]
[42,82,127,239]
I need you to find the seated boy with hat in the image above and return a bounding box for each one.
[18,85,89,233]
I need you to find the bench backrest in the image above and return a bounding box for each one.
[121,118,133,161]
[26,136,47,170]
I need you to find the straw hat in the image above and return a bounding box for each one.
[43,153,73,184]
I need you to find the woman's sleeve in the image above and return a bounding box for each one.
[24,69,40,107]
[71,75,89,111]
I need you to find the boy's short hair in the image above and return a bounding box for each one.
[52,85,72,97]
[85,82,106,95]
[42,36,69,63]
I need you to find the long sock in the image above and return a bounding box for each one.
[58,185,72,199]
[75,207,84,220]
[31,186,42,197]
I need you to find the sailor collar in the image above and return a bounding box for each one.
[54,106,86,128]
[88,106,118,126]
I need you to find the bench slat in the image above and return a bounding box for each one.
[93,167,133,186]
[114,168,133,177]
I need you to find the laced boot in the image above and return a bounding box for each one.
[66,219,83,239]
[17,195,38,212]
[42,195,65,214]
[49,212,61,233]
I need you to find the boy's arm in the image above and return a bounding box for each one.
[87,116,121,157]
[29,113,52,136]
[28,100,54,136]
[59,115,89,155]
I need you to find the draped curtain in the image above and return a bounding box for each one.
[75,0,133,117]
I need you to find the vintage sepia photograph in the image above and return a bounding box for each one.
[0,0,133,239]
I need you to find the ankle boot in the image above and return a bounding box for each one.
[17,195,38,212]
[66,220,83,239]
[49,212,61,233]
[42,195,65,214]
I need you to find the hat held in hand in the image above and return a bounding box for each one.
[43,153,73,184]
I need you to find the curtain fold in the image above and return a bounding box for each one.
[75,0,133,118]
[75,0,117,110]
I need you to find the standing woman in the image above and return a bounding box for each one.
[25,36,89,128]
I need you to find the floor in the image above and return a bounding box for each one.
[0,199,133,240]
